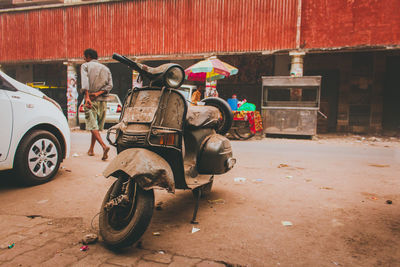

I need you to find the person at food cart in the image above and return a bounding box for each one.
[81,48,113,161]
[191,85,204,105]
[227,94,238,111]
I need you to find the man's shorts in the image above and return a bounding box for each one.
[84,101,107,131]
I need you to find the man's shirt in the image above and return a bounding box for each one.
[81,59,113,101]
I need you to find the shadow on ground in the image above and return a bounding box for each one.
[0,170,20,189]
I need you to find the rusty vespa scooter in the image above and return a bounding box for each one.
[99,53,236,249]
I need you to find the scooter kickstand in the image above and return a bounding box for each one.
[190,188,201,224]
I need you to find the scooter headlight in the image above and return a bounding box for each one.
[164,65,184,89]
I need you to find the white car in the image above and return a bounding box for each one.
[0,71,70,185]
[78,93,122,130]
[178,84,197,101]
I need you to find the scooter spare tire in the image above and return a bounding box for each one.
[99,180,154,249]
[200,97,233,135]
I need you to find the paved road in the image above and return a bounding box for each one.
[0,132,399,266]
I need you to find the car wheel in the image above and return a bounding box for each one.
[14,130,62,186]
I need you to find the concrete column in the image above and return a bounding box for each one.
[289,51,306,77]
[66,63,78,127]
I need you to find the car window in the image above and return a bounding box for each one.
[0,77,17,91]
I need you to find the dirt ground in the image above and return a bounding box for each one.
[0,132,399,266]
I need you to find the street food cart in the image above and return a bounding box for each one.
[228,110,263,140]
[261,76,321,136]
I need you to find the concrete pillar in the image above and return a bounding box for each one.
[289,51,306,77]
[66,63,78,127]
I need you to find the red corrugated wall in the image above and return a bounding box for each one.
[301,0,400,48]
[0,0,298,62]
[2,0,398,63]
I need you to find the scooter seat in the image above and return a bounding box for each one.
[186,105,220,129]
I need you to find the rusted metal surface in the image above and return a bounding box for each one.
[0,8,66,62]
[261,76,321,87]
[301,0,400,49]
[2,0,400,63]
[197,134,234,174]
[103,148,175,193]
[153,89,186,130]
[12,0,63,6]
[122,90,161,123]
[0,0,298,62]
[186,105,219,128]
[262,76,321,136]
[262,108,318,135]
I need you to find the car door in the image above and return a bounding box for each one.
[0,88,13,161]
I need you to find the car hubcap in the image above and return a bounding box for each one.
[28,138,58,178]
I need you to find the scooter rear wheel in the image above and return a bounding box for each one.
[99,180,154,249]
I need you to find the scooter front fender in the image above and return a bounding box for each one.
[103,148,175,193]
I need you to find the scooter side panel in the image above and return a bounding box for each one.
[103,148,175,193]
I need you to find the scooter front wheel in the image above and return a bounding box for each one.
[99,179,154,249]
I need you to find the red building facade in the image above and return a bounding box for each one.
[1,0,400,133]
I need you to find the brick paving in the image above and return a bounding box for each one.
[0,215,233,267]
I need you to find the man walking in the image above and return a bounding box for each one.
[80,48,113,160]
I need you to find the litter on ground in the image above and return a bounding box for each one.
[281,221,293,226]
[234,177,246,183]
[208,199,225,204]
[278,164,289,168]
[82,233,98,245]
[320,187,333,190]
[191,227,200,233]
[80,245,89,251]
[368,164,390,168]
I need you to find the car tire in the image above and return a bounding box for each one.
[14,130,62,186]
[79,123,85,130]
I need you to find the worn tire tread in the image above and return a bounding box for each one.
[99,181,154,249]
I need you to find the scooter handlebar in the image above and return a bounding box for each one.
[112,53,148,77]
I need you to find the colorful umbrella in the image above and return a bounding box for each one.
[185,56,238,81]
